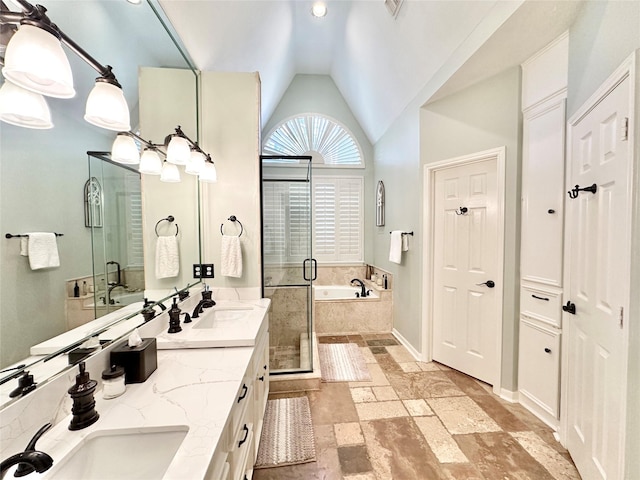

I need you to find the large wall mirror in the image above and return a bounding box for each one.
[0,0,200,405]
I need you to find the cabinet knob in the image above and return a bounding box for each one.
[548,209,555,214]
[544,348,552,354]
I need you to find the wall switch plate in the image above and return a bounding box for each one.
[193,264,214,279]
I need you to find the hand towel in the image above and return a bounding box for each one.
[221,235,242,278]
[402,233,409,252]
[155,235,180,279]
[389,231,403,264]
[26,232,60,270]
[20,237,28,256]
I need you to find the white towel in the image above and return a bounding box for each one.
[26,232,60,270]
[389,231,403,264]
[155,235,180,279]
[221,235,242,278]
[402,234,409,252]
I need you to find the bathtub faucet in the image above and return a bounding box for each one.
[350,278,369,298]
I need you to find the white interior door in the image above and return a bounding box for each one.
[564,71,632,480]
[432,157,500,385]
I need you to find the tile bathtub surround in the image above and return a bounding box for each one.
[254,333,580,480]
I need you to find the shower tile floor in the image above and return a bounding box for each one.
[254,333,581,480]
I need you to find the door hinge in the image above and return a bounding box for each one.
[619,307,624,328]
[621,117,629,141]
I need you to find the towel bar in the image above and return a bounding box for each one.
[388,231,413,236]
[220,215,243,237]
[5,233,63,238]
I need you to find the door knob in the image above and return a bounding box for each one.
[476,280,495,288]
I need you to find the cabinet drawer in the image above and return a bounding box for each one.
[520,285,562,327]
[518,319,560,418]
[229,423,253,480]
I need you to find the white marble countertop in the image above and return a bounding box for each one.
[5,295,271,480]
[21,347,255,480]
[155,299,270,349]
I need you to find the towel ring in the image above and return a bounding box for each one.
[155,215,179,237]
[220,215,243,237]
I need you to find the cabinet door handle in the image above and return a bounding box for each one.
[258,375,265,382]
[544,348,552,354]
[238,424,249,447]
[531,294,549,301]
[237,384,248,403]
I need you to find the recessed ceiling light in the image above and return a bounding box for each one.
[127,0,142,5]
[311,2,327,18]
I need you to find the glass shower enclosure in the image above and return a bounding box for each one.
[261,155,315,374]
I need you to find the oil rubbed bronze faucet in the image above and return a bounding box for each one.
[0,423,53,478]
[350,278,368,298]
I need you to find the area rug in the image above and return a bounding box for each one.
[255,396,316,469]
[319,343,372,382]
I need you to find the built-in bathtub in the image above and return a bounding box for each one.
[312,283,391,334]
[313,285,380,301]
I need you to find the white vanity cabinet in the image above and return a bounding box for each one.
[206,314,269,480]
[517,33,567,429]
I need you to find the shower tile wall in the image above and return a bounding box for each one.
[265,265,393,371]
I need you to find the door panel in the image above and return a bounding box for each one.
[565,74,631,480]
[432,158,499,384]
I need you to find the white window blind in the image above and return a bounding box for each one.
[313,176,363,263]
[263,181,310,264]
[125,174,143,267]
[263,176,363,264]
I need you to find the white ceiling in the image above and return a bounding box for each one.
[159,0,584,144]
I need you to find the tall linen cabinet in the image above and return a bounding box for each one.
[517,33,568,429]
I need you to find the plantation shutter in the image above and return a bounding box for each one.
[263,182,287,261]
[125,174,144,267]
[313,177,363,262]
[287,183,310,259]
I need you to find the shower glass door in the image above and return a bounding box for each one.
[261,156,314,374]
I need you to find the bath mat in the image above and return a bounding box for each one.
[255,396,316,469]
[319,343,372,382]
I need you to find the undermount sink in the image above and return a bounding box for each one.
[193,308,253,329]
[45,426,188,479]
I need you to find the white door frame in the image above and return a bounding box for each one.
[560,52,635,464]
[422,147,506,395]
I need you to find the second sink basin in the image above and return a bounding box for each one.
[193,308,252,329]
[45,426,188,479]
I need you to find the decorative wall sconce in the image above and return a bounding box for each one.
[0,0,130,130]
[376,180,385,227]
[111,126,217,184]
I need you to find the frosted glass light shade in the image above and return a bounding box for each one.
[166,136,190,165]
[0,80,53,129]
[85,81,131,131]
[160,161,181,183]
[111,133,140,164]
[185,150,205,175]
[199,162,217,183]
[2,24,75,99]
[138,149,162,175]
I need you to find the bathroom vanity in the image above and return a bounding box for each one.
[0,293,270,480]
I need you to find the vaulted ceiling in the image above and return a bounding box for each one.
[159,0,583,144]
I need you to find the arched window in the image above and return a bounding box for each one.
[262,113,364,167]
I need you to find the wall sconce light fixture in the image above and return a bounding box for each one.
[0,0,130,130]
[111,126,217,184]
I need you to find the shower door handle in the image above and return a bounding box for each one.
[303,258,318,282]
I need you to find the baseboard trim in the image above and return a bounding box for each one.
[499,388,519,403]
[391,328,422,361]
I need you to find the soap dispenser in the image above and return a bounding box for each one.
[141,298,156,322]
[167,297,182,333]
[68,362,99,431]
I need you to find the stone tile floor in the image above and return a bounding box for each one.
[253,333,581,480]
